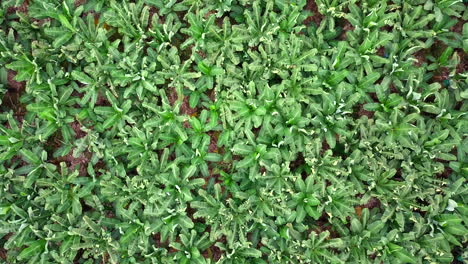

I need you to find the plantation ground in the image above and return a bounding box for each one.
[1,0,467,264]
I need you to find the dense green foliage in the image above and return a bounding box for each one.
[1,0,467,263]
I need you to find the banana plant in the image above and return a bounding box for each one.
[235,1,279,47]
[287,176,322,222]
[230,129,281,173]
[363,76,405,113]
[93,91,133,132]
[302,231,347,264]
[308,90,357,148]
[0,112,28,161]
[180,11,216,50]
[156,46,201,95]
[169,230,212,264]
[341,208,387,263]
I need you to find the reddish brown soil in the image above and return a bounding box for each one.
[356,104,374,118]
[0,248,6,261]
[31,17,52,26]
[74,0,87,7]
[321,140,330,154]
[389,84,399,94]
[413,50,426,67]
[207,89,216,102]
[381,25,393,32]
[6,0,29,14]
[339,20,354,40]
[167,87,178,106]
[180,94,198,116]
[354,206,363,217]
[202,236,225,261]
[368,92,379,102]
[207,131,219,153]
[312,213,340,238]
[3,71,26,124]
[3,233,13,241]
[437,166,453,179]
[290,152,305,168]
[105,210,115,218]
[362,197,381,209]
[7,70,25,92]
[70,121,87,138]
[148,6,159,28]
[197,50,207,59]
[456,50,467,74]
[153,233,169,249]
[376,47,385,57]
[100,253,109,264]
[54,151,92,176]
[204,10,216,19]
[215,17,224,28]
[355,197,381,217]
[304,0,324,26]
[451,19,464,34]
[431,67,450,83]
[73,249,85,264]
[0,233,13,260]
[434,158,450,164]
[95,92,110,106]
[93,160,106,176]
[393,168,403,181]
[45,132,62,153]
[311,224,339,239]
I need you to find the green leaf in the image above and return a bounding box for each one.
[198,61,212,75]
[120,225,140,245]
[367,220,385,234]
[388,243,417,264]
[184,165,197,179]
[83,215,101,233]
[296,205,306,223]
[232,144,253,155]
[305,205,321,220]
[350,218,362,233]
[19,149,41,165]
[178,215,194,229]
[25,167,42,188]
[189,93,200,108]
[236,155,255,169]
[71,71,94,85]
[18,240,46,260]
[240,248,262,258]
[438,47,453,65]
[359,72,381,89]
[174,126,188,142]
[0,205,10,215]
[103,113,121,129]
[304,197,320,206]
[325,130,336,149]
[445,224,468,236]
[327,70,348,86]
[53,32,73,48]
[364,103,380,111]
[58,14,75,32]
[204,153,222,162]
[72,196,82,216]
[386,94,403,107]
[142,80,158,93]
[10,204,28,219]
